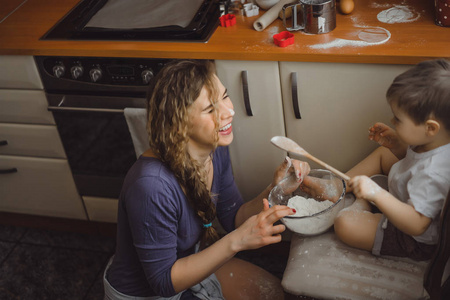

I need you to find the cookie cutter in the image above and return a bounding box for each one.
[244,3,259,17]
[273,31,295,47]
[220,14,236,27]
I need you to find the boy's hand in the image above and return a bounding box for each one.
[369,122,407,159]
[349,175,384,203]
[369,122,397,147]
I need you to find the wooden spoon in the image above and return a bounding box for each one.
[271,136,351,182]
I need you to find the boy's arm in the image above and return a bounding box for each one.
[372,189,432,235]
[350,175,432,236]
[369,122,408,160]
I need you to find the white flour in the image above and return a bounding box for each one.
[309,26,391,49]
[287,195,333,217]
[377,5,420,24]
[283,195,336,235]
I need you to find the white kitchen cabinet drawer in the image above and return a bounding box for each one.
[0,123,66,158]
[83,196,118,223]
[0,89,55,124]
[0,155,87,220]
[0,56,43,89]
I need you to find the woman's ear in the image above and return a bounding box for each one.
[425,120,440,137]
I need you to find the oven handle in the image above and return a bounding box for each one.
[46,94,147,114]
[48,106,124,114]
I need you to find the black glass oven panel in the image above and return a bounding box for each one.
[41,0,220,42]
[53,110,136,197]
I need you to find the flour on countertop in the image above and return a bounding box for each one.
[377,5,420,24]
[287,195,333,217]
[309,26,391,49]
[370,3,391,9]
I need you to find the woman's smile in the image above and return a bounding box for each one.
[219,122,232,135]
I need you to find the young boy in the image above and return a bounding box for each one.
[333,59,450,261]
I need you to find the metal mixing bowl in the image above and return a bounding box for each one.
[268,169,346,236]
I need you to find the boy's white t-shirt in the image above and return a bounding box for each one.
[388,143,450,244]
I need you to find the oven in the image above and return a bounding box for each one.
[35,56,171,199]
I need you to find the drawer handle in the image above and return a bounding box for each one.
[0,168,18,174]
[0,140,8,146]
[291,72,301,119]
[241,70,253,116]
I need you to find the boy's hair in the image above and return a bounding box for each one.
[386,59,450,131]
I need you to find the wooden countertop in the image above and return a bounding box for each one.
[0,0,449,64]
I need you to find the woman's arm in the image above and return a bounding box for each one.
[234,157,310,227]
[171,200,294,293]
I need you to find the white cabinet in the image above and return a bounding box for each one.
[279,62,411,171]
[215,60,287,201]
[216,60,411,199]
[0,55,87,220]
[0,56,43,89]
[0,155,86,219]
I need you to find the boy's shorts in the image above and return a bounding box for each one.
[372,215,437,261]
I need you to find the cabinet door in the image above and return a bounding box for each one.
[279,62,411,172]
[0,155,87,220]
[0,56,43,89]
[0,123,66,158]
[0,89,55,125]
[215,60,286,201]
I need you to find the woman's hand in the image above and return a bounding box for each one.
[369,122,407,159]
[231,199,295,252]
[300,176,343,203]
[272,157,310,187]
[270,157,311,195]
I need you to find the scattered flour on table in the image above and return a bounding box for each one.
[377,5,420,24]
[287,195,333,217]
[370,3,391,9]
[309,26,391,49]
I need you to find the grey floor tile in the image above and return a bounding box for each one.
[0,241,15,264]
[84,270,106,300]
[0,224,26,242]
[20,228,116,252]
[0,244,110,300]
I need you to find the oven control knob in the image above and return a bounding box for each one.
[141,69,154,85]
[70,66,84,80]
[53,65,65,78]
[89,68,102,83]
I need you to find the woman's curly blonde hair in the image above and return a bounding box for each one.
[147,59,220,248]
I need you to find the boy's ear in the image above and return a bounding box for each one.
[425,120,440,136]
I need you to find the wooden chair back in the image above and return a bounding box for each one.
[424,190,450,299]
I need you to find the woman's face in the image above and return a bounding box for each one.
[187,75,234,155]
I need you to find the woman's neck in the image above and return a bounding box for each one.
[142,148,157,158]
[187,144,214,165]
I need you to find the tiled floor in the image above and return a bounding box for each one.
[0,222,296,300]
[0,224,116,299]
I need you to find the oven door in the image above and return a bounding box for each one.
[47,93,146,198]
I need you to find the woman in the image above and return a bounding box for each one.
[103,60,309,300]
